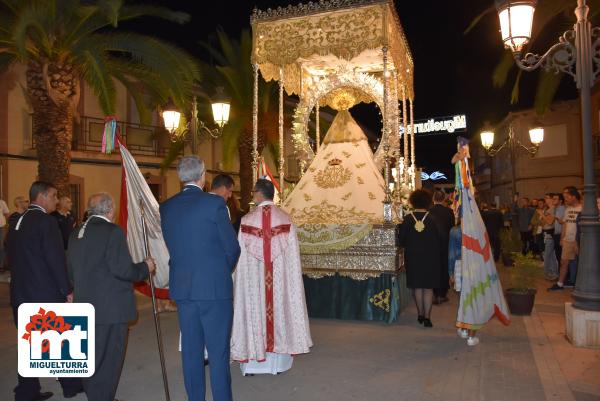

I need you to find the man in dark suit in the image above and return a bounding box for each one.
[67,192,155,401]
[51,195,76,249]
[429,190,455,304]
[160,156,240,401]
[210,174,242,232]
[7,181,83,401]
[481,202,504,262]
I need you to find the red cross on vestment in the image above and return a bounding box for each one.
[240,205,290,352]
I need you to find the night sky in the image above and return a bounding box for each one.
[135,0,578,179]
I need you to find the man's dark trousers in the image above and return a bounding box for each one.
[520,231,533,255]
[490,233,501,261]
[83,323,129,401]
[178,299,233,401]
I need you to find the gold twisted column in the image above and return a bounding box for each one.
[392,70,401,202]
[278,66,285,201]
[315,102,320,153]
[410,98,415,188]
[382,46,392,222]
[401,85,408,184]
[252,63,259,182]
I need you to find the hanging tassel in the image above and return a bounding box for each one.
[102,116,118,154]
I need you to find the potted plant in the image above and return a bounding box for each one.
[504,253,543,315]
[499,229,520,266]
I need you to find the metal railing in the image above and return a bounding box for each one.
[73,116,175,157]
[30,115,178,158]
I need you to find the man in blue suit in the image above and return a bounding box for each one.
[160,156,240,401]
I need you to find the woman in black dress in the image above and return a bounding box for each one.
[397,189,443,327]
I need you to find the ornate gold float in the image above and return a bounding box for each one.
[250,1,416,321]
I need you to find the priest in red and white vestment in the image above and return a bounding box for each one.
[231,179,312,375]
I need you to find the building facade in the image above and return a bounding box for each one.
[0,64,295,221]
[474,100,590,206]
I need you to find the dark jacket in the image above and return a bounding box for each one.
[429,203,454,239]
[67,217,149,324]
[160,185,241,301]
[51,210,76,249]
[512,203,534,232]
[481,208,504,238]
[8,206,71,306]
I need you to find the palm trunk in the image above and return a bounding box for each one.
[26,60,79,197]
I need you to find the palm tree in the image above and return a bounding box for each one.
[199,29,280,209]
[466,0,600,115]
[0,0,200,196]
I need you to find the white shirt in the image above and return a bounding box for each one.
[184,183,203,191]
[562,205,582,242]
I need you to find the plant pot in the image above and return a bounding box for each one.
[505,288,537,315]
[501,252,514,267]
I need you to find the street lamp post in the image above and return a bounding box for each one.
[480,121,544,196]
[162,89,231,154]
[493,0,600,312]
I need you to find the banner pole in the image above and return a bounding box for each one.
[139,197,171,401]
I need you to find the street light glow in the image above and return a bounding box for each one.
[480,130,495,150]
[162,108,181,134]
[528,126,544,145]
[212,102,231,128]
[211,87,231,128]
[496,0,536,53]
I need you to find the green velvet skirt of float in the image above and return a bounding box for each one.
[302,272,410,323]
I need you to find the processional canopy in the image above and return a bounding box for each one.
[251,0,414,104]
[251,0,414,276]
[251,0,417,205]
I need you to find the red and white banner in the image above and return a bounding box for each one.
[118,140,170,299]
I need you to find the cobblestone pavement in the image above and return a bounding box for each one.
[0,279,596,401]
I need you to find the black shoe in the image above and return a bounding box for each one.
[423,318,433,328]
[547,283,564,291]
[439,297,449,304]
[432,297,440,305]
[64,387,84,398]
[563,282,575,289]
[417,315,425,324]
[34,392,53,401]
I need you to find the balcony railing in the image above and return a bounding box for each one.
[30,115,178,158]
[73,116,176,157]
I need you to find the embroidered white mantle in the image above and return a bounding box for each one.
[231,202,313,363]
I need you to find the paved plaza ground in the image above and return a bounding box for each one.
[1,269,599,401]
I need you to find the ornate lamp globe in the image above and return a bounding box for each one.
[480,129,495,150]
[528,126,544,146]
[211,87,231,128]
[161,99,181,134]
[495,0,537,53]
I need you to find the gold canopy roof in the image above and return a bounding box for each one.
[251,0,414,105]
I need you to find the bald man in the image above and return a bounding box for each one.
[68,192,155,401]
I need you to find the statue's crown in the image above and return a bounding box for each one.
[328,158,342,166]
